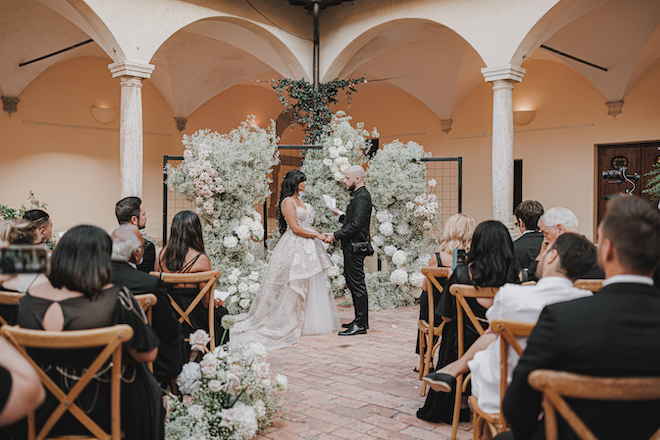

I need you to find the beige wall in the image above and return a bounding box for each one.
[2,55,659,242]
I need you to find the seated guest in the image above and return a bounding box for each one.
[0,338,46,427]
[512,200,544,269]
[155,210,229,346]
[15,225,163,440]
[527,207,603,280]
[416,213,475,357]
[424,233,595,419]
[23,209,52,245]
[110,224,186,384]
[115,197,155,273]
[417,220,522,424]
[498,196,660,440]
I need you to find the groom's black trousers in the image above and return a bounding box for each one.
[343,247,369,328]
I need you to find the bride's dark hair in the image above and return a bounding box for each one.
[277,169,306,234]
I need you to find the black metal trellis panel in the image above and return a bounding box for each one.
[421,157,462,228]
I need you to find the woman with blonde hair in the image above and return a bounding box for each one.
[415,213,475,359]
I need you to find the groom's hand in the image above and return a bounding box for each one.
[330,208,341,217]
[324,233,335,243]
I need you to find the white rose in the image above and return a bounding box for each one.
[253,399,266,418]
[253,228,264,241]
[338,145,347,154]
[188,404,205,421]
[333,137,342,146]
[225,372,242,395]
[248,271,259,280]
[384,245,397,256]
[331,166,339,173]
[240,216,252,226]
[345,140,353,149]
[334,157,344,166]
[409,272,426,288]
[249,343,268,359]
[372,235,385,247]
[201,363,217,378]
[275,374,288,391]
[239,298,250,308]
[208,379,223,392]
[235,225,251,241]
[379,222,394,237]
[390,269,409,285]
[326,265,340,277]
[428,179,437,188]
[228,285,238,294]
[224,235,238,248]
[323,158,333,166]
[253,211,262,223]
[230,295,239,303]
[392,250,407,267]
[340,164,349,173]
[328,147,339,158]
[334,171,344,181]
[221,315,236,329]
[246,252,255,263]
[238,282,248,292]
[252,362,270,379]
[330,252,343,266]
[249,283,260,293]
[333,275,346,288]
[376,209,394,223]
[189,329,210,352]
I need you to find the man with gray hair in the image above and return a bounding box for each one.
[527,207,603,280]
[110,224,186,384]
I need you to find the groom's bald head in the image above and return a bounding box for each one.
[345,165,365,179]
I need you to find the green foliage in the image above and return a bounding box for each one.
[0,191,48,221]
[270,76,366,144]
[643,163,660,201]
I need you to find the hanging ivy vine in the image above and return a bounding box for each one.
[644,163,660,200]
[270,75,366,144]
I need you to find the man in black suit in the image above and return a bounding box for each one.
[498,196,660,440]
[324,165,373,336]
[110,225,186,385]
[512,200,544,269]
[115,196,155,273]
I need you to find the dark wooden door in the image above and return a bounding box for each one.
[597,141,660,224]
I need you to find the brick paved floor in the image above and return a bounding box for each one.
[256,301,473,440]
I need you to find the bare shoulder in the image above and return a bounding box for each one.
[191,251,212,272]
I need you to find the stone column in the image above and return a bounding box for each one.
[481,65,525,232]
[108,61,155,198]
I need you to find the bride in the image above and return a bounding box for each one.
[231,169,340,350]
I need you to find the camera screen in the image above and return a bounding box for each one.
[0,245,49,274]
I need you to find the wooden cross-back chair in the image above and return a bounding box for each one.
[528,370,660,440]
[573,279,603,293]
[448,284,499,440]
[0,291,23,326]
[134,293,157,372]
[471,319,536,440]
[0,324,133,440]
[150,270,221,352]
[419,267,451,396]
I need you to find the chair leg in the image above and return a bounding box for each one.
[419,329,426,380]
[451,374,464,440]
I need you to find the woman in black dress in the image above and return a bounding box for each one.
[155,210,228,345]
[15,225,163,440]
[416,213,475,356]
[417,220,522,424]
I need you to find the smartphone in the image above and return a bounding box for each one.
[452,249,467,270]
[0,244,49,274]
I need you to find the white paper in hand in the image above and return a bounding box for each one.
[323,195,345,216]
[214,289,230,301]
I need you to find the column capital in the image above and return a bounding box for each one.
[481,65,526,83]
[109,60,155,79]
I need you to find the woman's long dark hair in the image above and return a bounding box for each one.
[163,210,205,272]
[467,220,520,287]
[276,170,306,235]
[48,225,112,299]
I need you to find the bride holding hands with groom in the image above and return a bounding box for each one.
[231,165,373,350]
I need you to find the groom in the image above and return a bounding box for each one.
[324,165,373,336]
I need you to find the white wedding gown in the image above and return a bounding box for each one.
[231,202,340,351]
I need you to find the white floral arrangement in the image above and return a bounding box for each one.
[365,140,440,310]
[168,116,280,314]
[269,111,378,298]
[165,321,286,440]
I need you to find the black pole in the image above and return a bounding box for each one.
[313,3,320,89]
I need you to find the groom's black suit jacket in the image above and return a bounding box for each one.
[334,186,372,246]
[502,281,660,440]
[111,260,186,384]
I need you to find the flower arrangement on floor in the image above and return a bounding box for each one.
[165,319,287,440]
[297,111,378,297]
[167,116,280,314]
[365,140,440,310]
